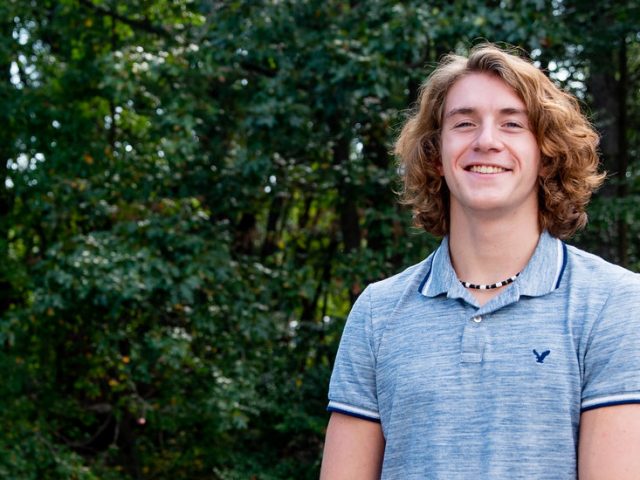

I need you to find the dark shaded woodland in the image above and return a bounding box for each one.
[1,1,639,478]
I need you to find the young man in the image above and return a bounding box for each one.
[321,44,640,479]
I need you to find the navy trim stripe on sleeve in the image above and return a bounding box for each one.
[327,406,382,423]
[581,399,640,413]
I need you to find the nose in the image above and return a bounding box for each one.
[473,123,503,152]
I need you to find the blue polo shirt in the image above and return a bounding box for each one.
[327,231,640,478]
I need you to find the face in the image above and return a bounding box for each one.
[439,72,541,221]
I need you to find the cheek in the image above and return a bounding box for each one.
[531,152,542,177]
[524,137,542,171]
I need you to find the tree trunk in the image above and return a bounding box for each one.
[0,17,16,316]
[586,38,629,265]
[616,38,629,267]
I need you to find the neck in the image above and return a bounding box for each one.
[448,209,541,287]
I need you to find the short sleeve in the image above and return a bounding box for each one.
[327,286,380,422]
[581,274,640,411]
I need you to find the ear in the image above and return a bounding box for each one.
[436,159,444,176]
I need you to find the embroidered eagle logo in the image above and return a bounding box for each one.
[533,349,550,363]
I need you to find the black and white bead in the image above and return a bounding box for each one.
[460,272,520,290]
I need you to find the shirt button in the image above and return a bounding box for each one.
[472,316,482,323]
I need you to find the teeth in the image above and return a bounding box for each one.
[469,165,507,174]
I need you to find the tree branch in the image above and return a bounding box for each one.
[239,60,278,78]
[77,0,171,37]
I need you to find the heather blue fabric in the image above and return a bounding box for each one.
[327,231,640,479]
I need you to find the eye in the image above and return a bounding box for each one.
[453,121,475,128]
[503,121,524,129]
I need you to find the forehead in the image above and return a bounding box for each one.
[444,72,526,114]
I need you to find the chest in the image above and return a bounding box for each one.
[374,297,584,425]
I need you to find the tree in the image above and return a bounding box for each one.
[1,1,638,478]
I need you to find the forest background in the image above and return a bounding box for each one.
[1,0,639,478]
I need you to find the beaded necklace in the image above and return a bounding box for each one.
[460,272,520,290]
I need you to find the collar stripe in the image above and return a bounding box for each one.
[554,241,568,290]
[418,248,439,296]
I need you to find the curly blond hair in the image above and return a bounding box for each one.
[395,43,605,239]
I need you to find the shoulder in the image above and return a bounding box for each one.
[566,244,640,287]
[366,255,432,303]
[565,243,640,316]
[354,254,434,332]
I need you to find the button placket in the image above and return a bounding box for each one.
[461,314,487,363]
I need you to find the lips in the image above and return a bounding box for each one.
[466,165,509,174]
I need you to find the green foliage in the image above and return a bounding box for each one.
[1,0,639,478]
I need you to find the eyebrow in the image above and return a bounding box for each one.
[444,107,528,118]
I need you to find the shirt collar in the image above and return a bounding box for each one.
[418,231,567,301]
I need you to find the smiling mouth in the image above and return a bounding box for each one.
[467,165,509,174]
